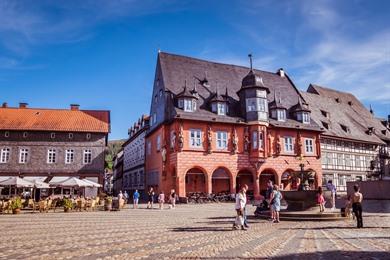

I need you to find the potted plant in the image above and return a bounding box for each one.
[63,198,73,213]
[10,197,22,214]
[104,196,112,211]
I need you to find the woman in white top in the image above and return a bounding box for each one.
[352,184,363,228]
[233,186,247,231]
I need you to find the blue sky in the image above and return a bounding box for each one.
[1,0,389,140]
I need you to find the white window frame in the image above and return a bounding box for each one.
[156,135,161,151]
[305,138,314,154]
[216,131,228,150]
[47,149,57,164]
[0,147,10,163]
[19,148,29,164]
[284,137,294,153]
[184,99,195,112]
[277,109,286,121]
[65,149,74,164]
[189,129,202,148]
[302,112,310,124]
[252,131,258,150]
[83,149,92,164]
[259,131,264,149]
[217,103,226,115]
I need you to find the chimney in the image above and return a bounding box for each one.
[19,102,28,109]
[277,68,285,77]
[2,102,8,108]
[70,104,80,111]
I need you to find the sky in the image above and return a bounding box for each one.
[0,0,389,140]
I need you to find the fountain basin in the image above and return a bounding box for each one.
[282,190,332,211]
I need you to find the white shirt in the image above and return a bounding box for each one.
[235,192,246,210]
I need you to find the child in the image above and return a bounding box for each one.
[345,195,353,219]
[317,187,325,213]
[158,191,165,210]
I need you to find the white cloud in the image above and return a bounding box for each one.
[213,0,390,106]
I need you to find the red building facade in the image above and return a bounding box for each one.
[145,52,323,199]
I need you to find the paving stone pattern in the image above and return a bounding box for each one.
[0,204,389,260]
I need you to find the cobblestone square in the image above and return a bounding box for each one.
[0,203,389,260]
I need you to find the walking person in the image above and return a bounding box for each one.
[352,184,363,228]
[133,189,140,209]
[124,191,129,204]
[169,189,176,209]
[326,180,337,210]
[158,191,165,210]
[266,180,274,221]
[233,185,247,231]
[147,187,155,209]
[317,186,325,213]
[270,184,282,223]
[243,184,249,228]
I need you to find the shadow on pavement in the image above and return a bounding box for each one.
[279,226,390,230]
[171,226,233,232]
[174,251,389,259]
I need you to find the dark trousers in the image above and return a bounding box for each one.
[352,202,363,228]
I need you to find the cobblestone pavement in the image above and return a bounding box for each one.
[0,203,389,260]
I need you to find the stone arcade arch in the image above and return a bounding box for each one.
[185,167,207,194]
[259,169,277,197]
[211,167,231,194]
[236,169,254,195]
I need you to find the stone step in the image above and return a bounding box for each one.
[255,210,347,221]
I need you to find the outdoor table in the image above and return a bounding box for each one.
[112,197,120,211]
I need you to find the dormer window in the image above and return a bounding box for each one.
[211,102,227,115]
[303,112,310,124]
[320,110,328,117]
[297,112,310,124]
[184,99,196,112]
[176,82,198,113]
[277,109,286,122]
[340,124,349,133]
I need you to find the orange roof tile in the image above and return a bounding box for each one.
[0,107,110,133]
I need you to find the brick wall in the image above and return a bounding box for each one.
[145,119,323,198]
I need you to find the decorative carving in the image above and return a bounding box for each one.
[161,146,167,163]
[232,127,238,154]
[244,127,250,153]
[170,131,176,152]
[297,131,302,156]
[178,123,184,152]
[207,125,212,154]
[275,133,281,155]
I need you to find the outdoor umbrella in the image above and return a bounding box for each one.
[30,180,51,189]
[81,179,102,188]
[0,177,34,197]
[0,177,34,188]
[50,177,93,188]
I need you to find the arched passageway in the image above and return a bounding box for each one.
[211,168,231,194]
[185,168,206,194]
[259,169,277,197]
[236,170,254,198]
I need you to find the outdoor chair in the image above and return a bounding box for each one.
[77,199,86,212]
[38,200,48,213]
[46,199,52,213]
[0,200,11,214]
[90,199,96,211]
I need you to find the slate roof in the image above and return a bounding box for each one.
[302,84,389,144]
[158,52,321,131]
[0,106,110,133]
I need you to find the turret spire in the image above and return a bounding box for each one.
[248,54,253,70]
